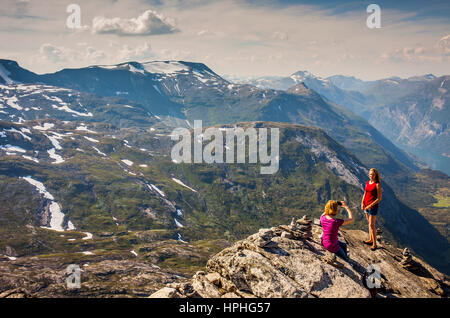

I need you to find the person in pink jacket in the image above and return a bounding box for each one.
[320,200,354,263]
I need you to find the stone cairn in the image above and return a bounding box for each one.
[294,215,313,239]
[400,248,417,270]
[255,215,313,248]
[256,229,278,248]
[376,228,383,243]
[276,216,313,240]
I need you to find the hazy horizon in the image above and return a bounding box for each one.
[3,56,445,83]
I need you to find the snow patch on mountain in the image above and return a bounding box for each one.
[44,133,62,150]
[193,70,209,83]
[67,221,76,230]
[128,64,145,75]
[291,71,330,86]
[51,104,93,117]
[21,176,54,200]
[383,79,400,85]
[148,183,165,197]
[33,123,54,131]
[76,125,97,133]
[121,159,133,166]
[6,96,22,110]
[125,170,137,176]
[4,127,31,141]
[47,148,65,164]
[171,178,197,193]
[22,155,39,163]
[21,176,74,231]
[82,232,93,240]
[177,233,187,243]
[142,61,189,74]
[0,144,26,153]
[43,202,66,232]
[92,146,107,157]
[84,136,99,143]
[174,218,184,228]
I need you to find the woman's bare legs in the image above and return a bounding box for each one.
[364,213,373,244]
[370,215,377,248]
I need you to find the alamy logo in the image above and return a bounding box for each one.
[66,264,81,289]
[366,263,381,288]
[366,4,381,29]
[170,120,280,174]
[66,4,82,29]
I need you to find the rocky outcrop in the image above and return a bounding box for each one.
[0,257,187,298]
[0,237,231,298]
[151,217,449,298]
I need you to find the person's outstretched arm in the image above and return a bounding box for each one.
[341,201,354,226]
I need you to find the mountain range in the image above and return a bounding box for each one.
[228,71,449,175]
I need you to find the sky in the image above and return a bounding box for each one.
[0,0,449,80]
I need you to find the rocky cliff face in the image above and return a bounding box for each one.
[368,76,450,175]
[151,216,449,298]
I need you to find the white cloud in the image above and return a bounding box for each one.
[35,41,154,67]
[85,46,107,61]
[37,43,106,65]
[92,10,178,36]
[271,31,288,41]
[379,35,450,64]
[116,42,154,61]
[437,34,450,56]
[38,44,67,63]
[197,29,216,37]
[159,48,195,60]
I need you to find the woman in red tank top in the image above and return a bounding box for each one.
[361,168,382,250]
